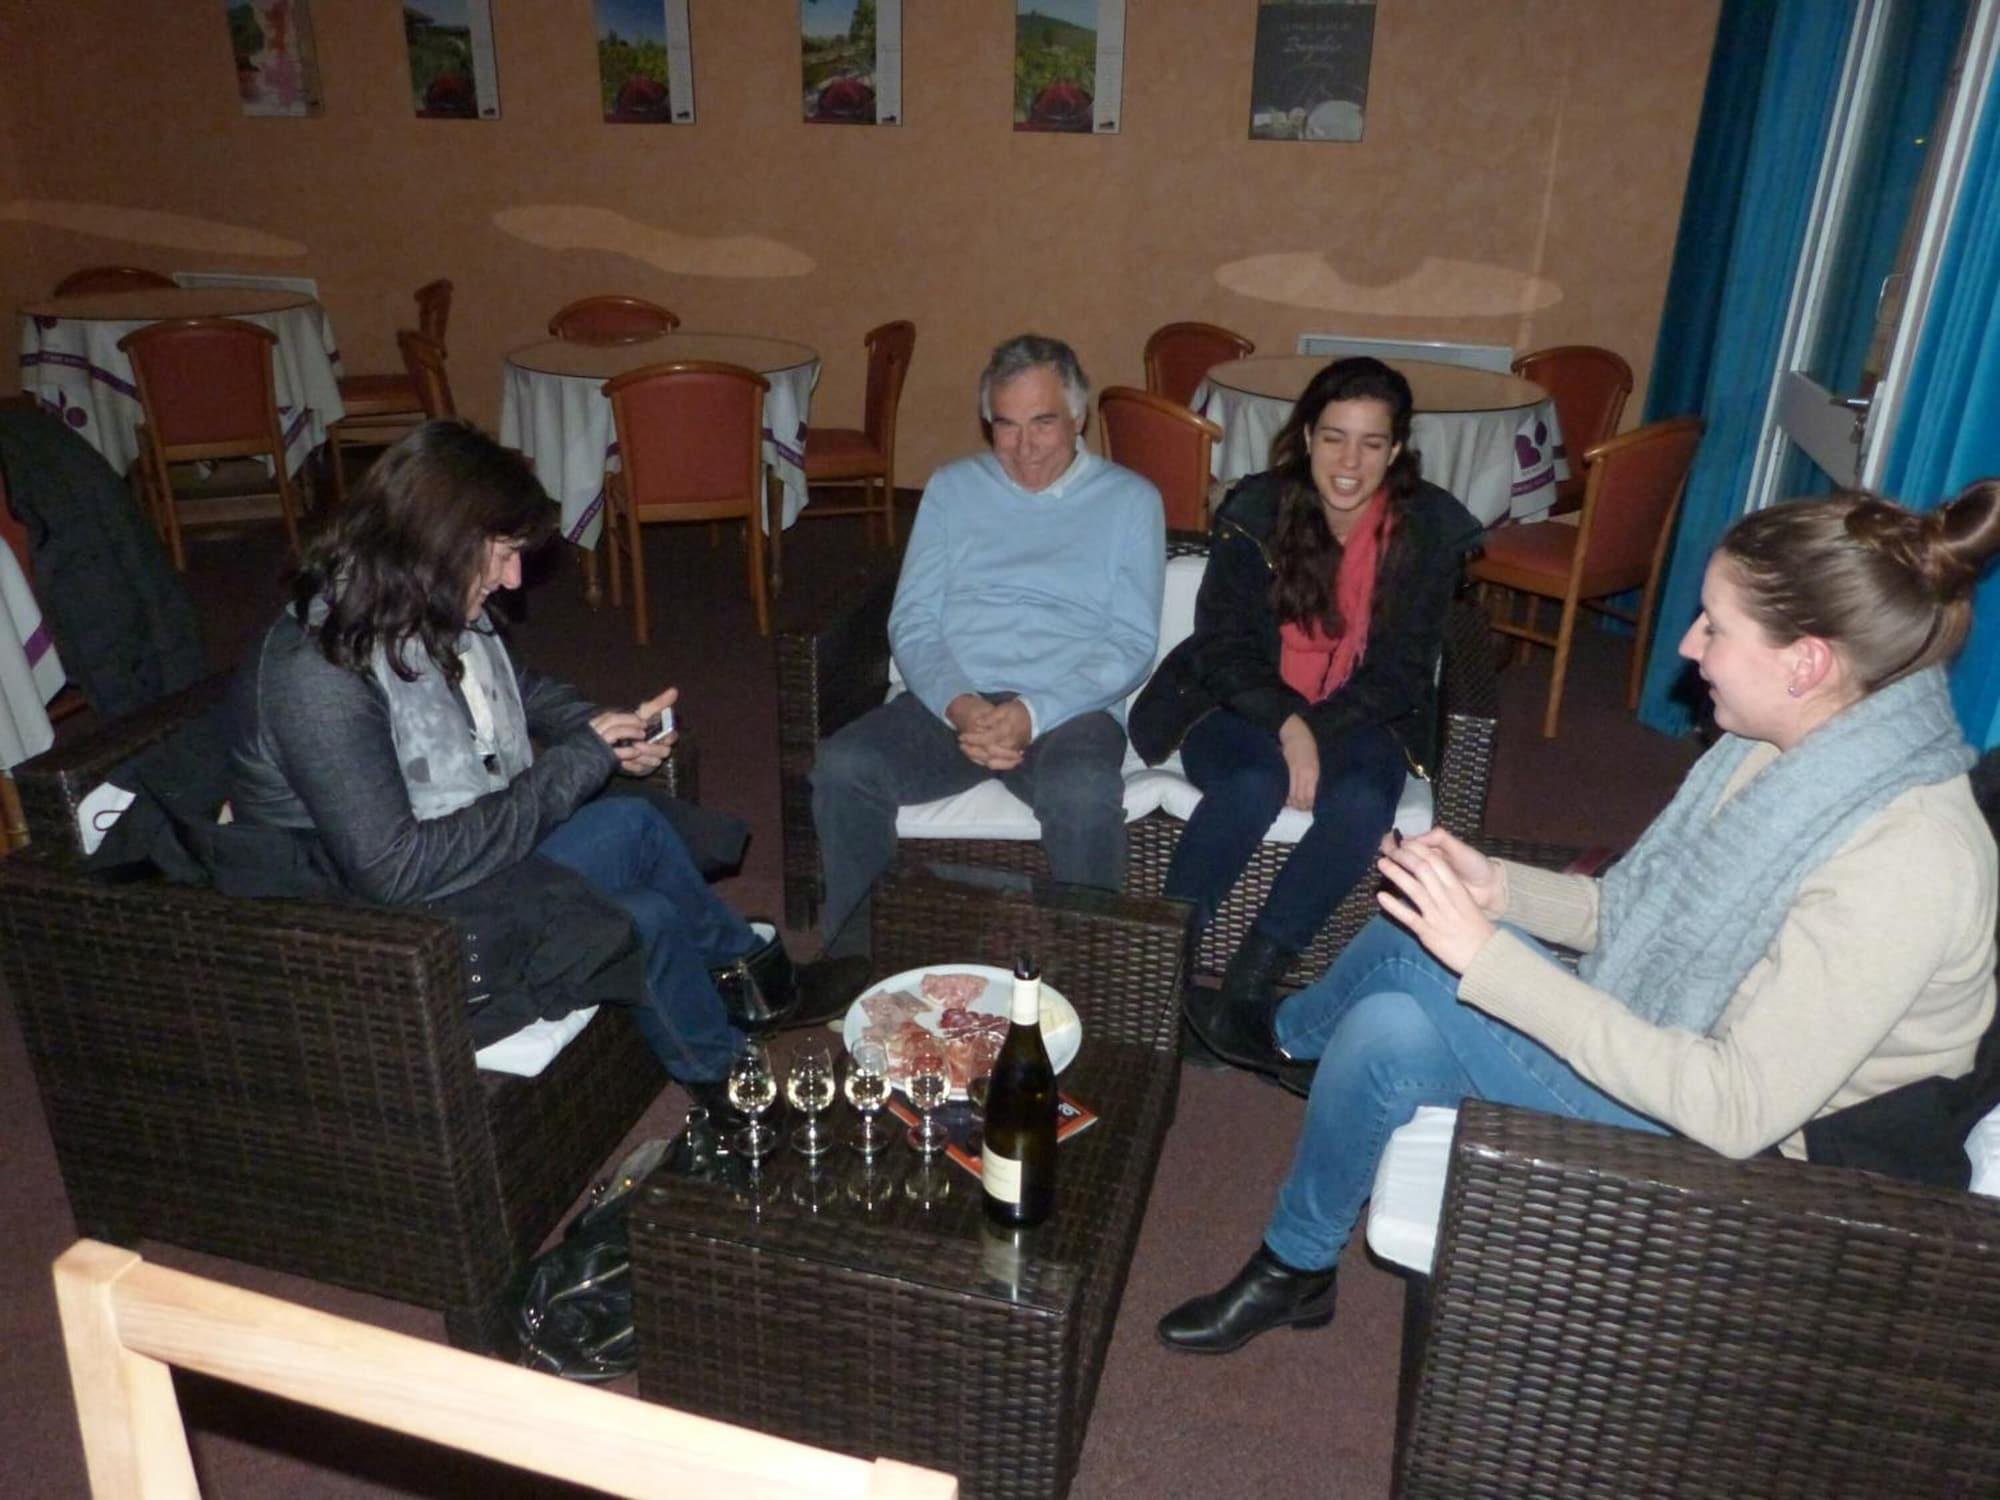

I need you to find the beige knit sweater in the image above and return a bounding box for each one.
[1459,743,1997,1159]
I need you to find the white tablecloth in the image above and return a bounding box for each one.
[1195,357,1569,526]
[0,545,65,770]
[17,287,346,480]
[499,334,821,551]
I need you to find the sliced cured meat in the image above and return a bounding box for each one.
[857,988,927,1048]
[937,1009,1008,1038]
[945,1031,1003,1090]
[921,972,989,1008]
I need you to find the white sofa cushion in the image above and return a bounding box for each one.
[1364,1105,1459,1274]
[894,549,1437,843]
[475,1005,598,1077]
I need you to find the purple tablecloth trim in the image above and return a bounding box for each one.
[23,622,51,668]
[1510,469,1555,499]
[20,348,139,400]
[565,491,606,545]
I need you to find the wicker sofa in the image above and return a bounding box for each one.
[776,537,1501,987]
[0,678,669,1351]
[1396,1098,2000,1497]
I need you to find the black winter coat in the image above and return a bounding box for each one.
[1130,470,1482,773]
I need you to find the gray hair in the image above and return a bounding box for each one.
[978,334,1089,422]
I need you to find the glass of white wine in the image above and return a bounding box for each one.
[787,1040,837,1159]
[726,1038,779,1160]
[845,1039,892,1157]
[904,1034,951,1157]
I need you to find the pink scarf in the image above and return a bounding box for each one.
[1278,493,1390,703]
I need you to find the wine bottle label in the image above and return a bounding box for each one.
[982,1146,1024,1204]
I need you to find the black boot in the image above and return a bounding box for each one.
[1156,1244,1338,1354]
[1182,930,1297,1072]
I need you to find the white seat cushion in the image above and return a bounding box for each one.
[1969,1103,2000,1198]
[475,1005,597,1077]
[1365,1105,1459,1274]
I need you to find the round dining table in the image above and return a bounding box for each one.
[499,333,821,552]
[16,287,346,481]
[1194,356,1569,525]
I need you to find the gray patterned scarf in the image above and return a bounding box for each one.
[368,617,534,821]
[1579,665,1973,1034]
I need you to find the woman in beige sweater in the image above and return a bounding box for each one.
[1160,481,2000,1356]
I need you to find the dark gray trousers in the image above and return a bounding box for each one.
[811,692,1129,954]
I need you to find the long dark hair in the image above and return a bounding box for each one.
[293,419,556,683]
[1263,357,1421,633]
[1719,480,2000,693]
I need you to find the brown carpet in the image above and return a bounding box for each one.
[0,504,1699,1498]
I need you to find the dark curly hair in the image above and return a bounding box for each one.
[292,420,556,684]
[1262,356,1422,632]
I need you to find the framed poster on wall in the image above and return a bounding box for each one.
[227,0,324,117]
[407,0,501,120]
[1014,1,1125,134]
[801,0,903,125]
[1249,0,1374,141]
[599,0,694,123]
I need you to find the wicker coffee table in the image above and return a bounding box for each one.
[630,872,1189,1500]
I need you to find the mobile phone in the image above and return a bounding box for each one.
[645,705,676,742]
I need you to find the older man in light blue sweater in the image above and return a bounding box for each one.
[811,334,1166,959]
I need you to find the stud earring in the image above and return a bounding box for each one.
[1787,683,1802,698]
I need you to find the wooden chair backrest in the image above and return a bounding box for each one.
[603,361,768,513]
[861,320,916,454]
[53,1240,958,1499]
[118,318,282,452]
[415,278,454,350]
[54,266,176,297]
[1098,385,1222,531]
[1143,322,1256,409]
[1512,345,1635,479]
[549,295,679,344]
[397,328,456,419]
[1571,417,1704,594]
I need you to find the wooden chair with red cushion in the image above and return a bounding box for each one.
[118,317,303,571]
[327,279,453,506]
[1511,345,1634,516]
[1143,322,1256,410]
[1097,385,1222,533]
[1470,416,1703,738]
[53,266,176,297]
[800,320,915,547]
[602,362,773,642]
[548,296,679,345]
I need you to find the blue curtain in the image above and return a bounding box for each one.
[1634,0,1858,735]
[1881,53,2000,744]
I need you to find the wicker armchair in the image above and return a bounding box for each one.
[1395,1099,2000,1497]
[0,679,673,1352]
[775,538,1500,987]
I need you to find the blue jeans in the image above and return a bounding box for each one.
[812,691,1129,954]
[535,797,751,1083]
[1164,710,1406,952]
[1262,916,1666,1270]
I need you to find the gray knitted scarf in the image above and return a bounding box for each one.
[1578,665,1973,1034]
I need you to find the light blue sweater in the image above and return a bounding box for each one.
[889,448,1164,735]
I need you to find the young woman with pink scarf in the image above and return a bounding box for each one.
[1130,358,1481,1076]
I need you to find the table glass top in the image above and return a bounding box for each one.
[1206,354,1547,413]
[506,332,820,380]
[19,287,315,321]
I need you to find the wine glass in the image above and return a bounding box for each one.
[787,1040,837,1159]
[726,1038,779,1160]
[845,1040,891,1158]
[904,1034,951,1157]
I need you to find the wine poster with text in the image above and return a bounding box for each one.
[1249,0,1375,142]
[598,0,695,124]
[406,0,501,120]
[227,0,324,117]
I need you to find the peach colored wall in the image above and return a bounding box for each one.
[1,0,1718,483]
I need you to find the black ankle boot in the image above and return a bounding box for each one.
[1183,930,1297,1072]
[1157,1244,1338,1354]
[783,954,875,1029]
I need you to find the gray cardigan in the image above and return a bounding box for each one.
[227,610,617,905]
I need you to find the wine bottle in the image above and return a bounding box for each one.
[981,953,1058,1226]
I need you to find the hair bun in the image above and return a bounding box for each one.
[1930,479,2000,599]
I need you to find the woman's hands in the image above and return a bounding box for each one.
[1375,827,1506,974]
[591,686,679,776]
[1277,714,1319,810]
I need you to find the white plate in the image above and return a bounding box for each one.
[842,964,1082,1097]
